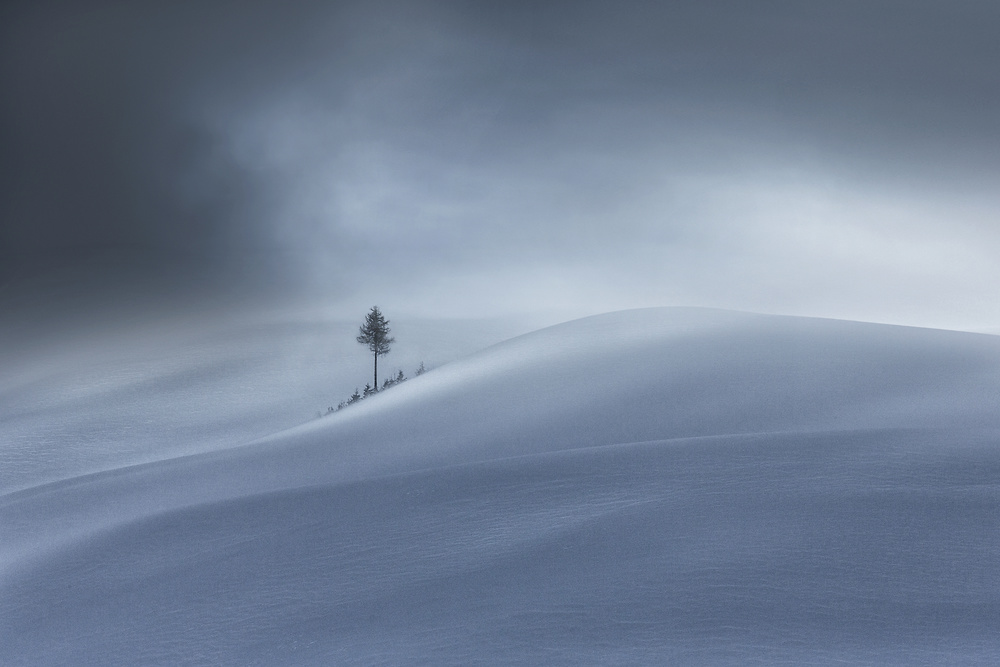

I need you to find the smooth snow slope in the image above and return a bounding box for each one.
[0,308,540,495]
[2,308,1000,665]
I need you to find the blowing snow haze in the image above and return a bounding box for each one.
[2,1,1000,326]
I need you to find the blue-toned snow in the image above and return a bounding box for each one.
[2,307,1000,665]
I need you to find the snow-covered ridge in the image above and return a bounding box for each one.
[5,307,1000,566]
[3,307,1000,664]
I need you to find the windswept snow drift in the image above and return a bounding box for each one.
[0,309,540,495]
[3,308,1000,665]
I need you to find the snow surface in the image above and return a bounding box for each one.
[3,307,1000,665]
[0,309,538,495]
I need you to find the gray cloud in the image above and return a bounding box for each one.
[3,1,998,327]
[1,1,338,287]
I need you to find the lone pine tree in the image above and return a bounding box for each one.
[356,306,395,389]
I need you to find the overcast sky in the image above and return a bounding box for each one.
[3,1,999,328]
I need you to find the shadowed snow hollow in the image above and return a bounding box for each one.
[3,308,1000,665]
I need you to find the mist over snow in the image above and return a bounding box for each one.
[0,301,547,495]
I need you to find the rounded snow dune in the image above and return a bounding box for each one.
[3,308,1000,664]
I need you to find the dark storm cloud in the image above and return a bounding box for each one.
[2,1,998,324]
[0,1,342,287]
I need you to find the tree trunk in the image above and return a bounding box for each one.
[374,354,378,390]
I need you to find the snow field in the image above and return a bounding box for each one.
[3,308,1000,664]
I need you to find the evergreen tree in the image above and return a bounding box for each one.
[356,306,395,389]
[415,361,426,376]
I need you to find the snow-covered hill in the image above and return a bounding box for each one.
[3,308,1000,665]
[0,308,540,495]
